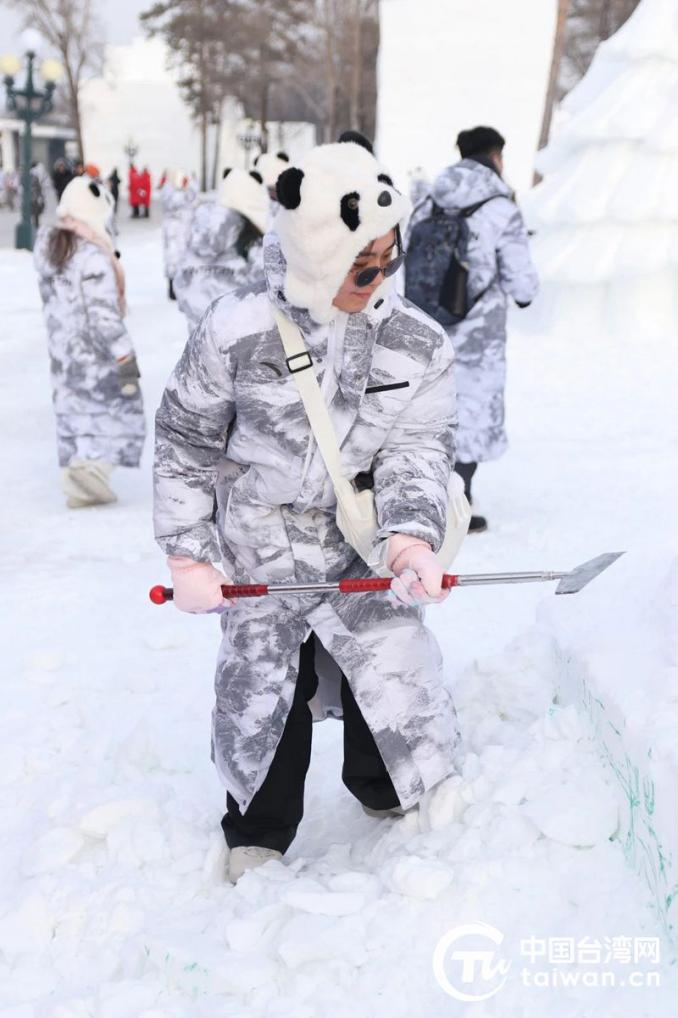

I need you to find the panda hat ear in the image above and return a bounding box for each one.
[249,170,263,184]
[337,130,374,154]
[276,167,304,209]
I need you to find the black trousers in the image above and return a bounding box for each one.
[221,633,401,854]
[456,460,478,502]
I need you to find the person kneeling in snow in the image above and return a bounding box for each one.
[153,137,461,883]
[33,176,145,508]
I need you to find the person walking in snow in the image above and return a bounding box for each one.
[154,136,462,884]
[52,158,73,200]
[173,166,268,332]
[410,126,538,532]
[160,170,198,301]
[107,167,121,213]
[33,176,146,508]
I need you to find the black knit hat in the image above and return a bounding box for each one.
[456,126,505,158]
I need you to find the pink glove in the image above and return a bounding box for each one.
[168,556,236,613]
[386,535,449,607]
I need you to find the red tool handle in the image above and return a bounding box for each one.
[149,574,459,605]
[149,583,269,604]
[338,574,459,593]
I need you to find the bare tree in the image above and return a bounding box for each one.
[557,0,641,99]
[3,0,104,160]
[537,0,572,157]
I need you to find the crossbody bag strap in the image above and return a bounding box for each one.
[273,308,353,499]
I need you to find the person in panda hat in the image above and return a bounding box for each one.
[253,150,290,202]
[172,167,268,333]
[160,169,198,301]
[33,175,145,508]
[154,135,462,883]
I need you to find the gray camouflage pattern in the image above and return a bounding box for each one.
[154,234,461,811]
[161,181,198,280]
[33,227,145,468]
[173,200,264,332]
[422,158,539,462]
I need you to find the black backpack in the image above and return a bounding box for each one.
[404,194,506,326]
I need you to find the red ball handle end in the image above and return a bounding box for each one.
[149,585,172,605]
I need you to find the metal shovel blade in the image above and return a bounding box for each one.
[555,552,625,595]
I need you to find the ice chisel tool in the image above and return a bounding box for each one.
[149,552,624,605]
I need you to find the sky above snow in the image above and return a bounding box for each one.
[0,0,147,51]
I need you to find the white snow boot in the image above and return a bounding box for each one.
[62,459,117,508]
[227,845,283,883]
[361,804,409,819]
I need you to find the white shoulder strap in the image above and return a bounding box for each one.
[273,308,353,498]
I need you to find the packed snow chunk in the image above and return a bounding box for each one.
[277,912,367,968]
[521,774,619,846]
[281,877,367,916]
[0,894,54,962]
[418,774,468,832]
[78,798,159,838]
[385,855,454,900]
[23,826,86,875]
[225,903,290,953]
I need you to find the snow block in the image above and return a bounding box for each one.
[539,550,678,944]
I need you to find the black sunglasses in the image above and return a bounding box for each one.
[353,227,405,289]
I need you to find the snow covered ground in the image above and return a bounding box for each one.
[1,216,677,1016]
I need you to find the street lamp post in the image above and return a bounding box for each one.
[1,48,62,250]
[237,122,262,170]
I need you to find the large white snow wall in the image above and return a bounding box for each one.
[541,551,678,946]
[376,0,557,195]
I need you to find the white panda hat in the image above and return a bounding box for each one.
[273,135,410,324]
[218,166,269,234]
[57,176,115,243]
[254,151,290,190]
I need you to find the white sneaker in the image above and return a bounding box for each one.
[62,459,117,508]
[227,845,283,884]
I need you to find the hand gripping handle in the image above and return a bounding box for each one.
[338,574,459,594]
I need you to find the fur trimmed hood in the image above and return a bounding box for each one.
[272,140,410,325]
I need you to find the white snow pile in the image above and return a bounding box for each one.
[1,219,677,1016]
[524,0,678,340]
[540,549,678,941]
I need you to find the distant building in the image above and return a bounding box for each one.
[0,116,76,172]
[80,37,315,192]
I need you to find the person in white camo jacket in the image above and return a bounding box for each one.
[173,167,269,333]
[424,126,539,532]
[153,135,463,883]
[160,170,198,301]
[33,175,145,508]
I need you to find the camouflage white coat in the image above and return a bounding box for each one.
[173,201,264,332]
[33,227,145,467]
[160,181,198,281]
[428,159,538,462]
[154,237,461,812]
